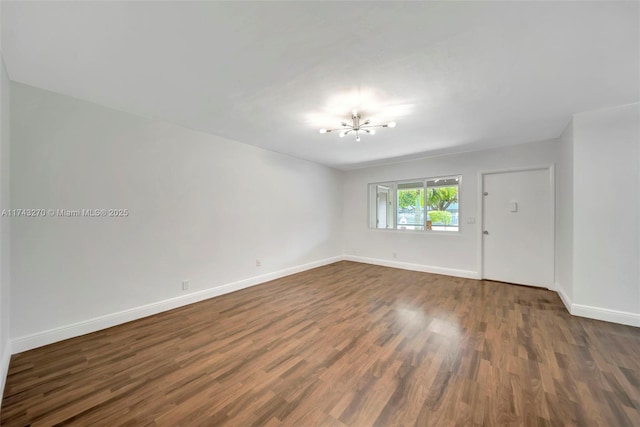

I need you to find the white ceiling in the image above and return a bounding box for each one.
[3,1,638,169]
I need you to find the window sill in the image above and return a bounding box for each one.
[368,228,464,237]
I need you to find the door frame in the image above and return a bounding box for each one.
[376,184,392,229]
[477,164,556,289]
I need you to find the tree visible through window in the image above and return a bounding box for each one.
[426,178,459,231]
[368,176,461,232]
[396,182,424,230]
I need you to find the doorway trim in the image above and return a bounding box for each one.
[477,164,556,290]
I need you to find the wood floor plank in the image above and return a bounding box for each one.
[2,261,640,426]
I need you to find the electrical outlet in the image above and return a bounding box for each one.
[256,259,261,267]
[181,280,189,290]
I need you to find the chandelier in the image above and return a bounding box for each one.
[319,111,396,142]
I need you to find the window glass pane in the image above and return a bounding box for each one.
[369,176,461,233]
[368,183,394,229]
[426,177,459,232]
[396,182,425,230]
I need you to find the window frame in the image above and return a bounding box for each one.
[425,176,461,233]
[367,175,462,234]
[368,182,395,229]
[395,179,426,231]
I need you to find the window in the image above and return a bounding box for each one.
[368,176,460,232]
[426,177,459,232]
[396,182,424,230]
[369,183,393,229]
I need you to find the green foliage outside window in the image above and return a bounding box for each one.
[427,186,458,211]
[398,189,422,210]
[427,210,452,225]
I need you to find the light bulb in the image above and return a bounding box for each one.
[356,135,361,142]
[319,129,327,134]
[387,121,397,128]
[339,131,347,138]
[369,129,376,135]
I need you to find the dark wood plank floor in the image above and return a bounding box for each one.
[2,261,640,426]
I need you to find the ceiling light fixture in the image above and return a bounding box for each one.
[319,110,396,142]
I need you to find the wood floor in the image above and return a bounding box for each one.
[2,261,640,426]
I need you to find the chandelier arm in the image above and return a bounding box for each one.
[319,115,395,137]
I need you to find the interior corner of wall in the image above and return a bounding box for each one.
[0,339,11,401]
[556,284,573,314]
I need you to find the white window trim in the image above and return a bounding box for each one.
[368,175,462,234]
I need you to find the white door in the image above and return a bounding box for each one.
[377,190,389,228]
[376,185,391,228]
[482,168,554,288]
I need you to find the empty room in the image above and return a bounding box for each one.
[0,1,638,426]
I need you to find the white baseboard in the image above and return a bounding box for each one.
[571,304,640,327]
[343,255,479,279]
[557,287,573,313]
[11,256,342,354]
[556,286,640,327]
[0,341,11,404]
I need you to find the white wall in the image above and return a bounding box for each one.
[0,46,11,395]
[572,103,639,320]
[342,139,559,278]
[10,83,343,349]
[556,121,573,302]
